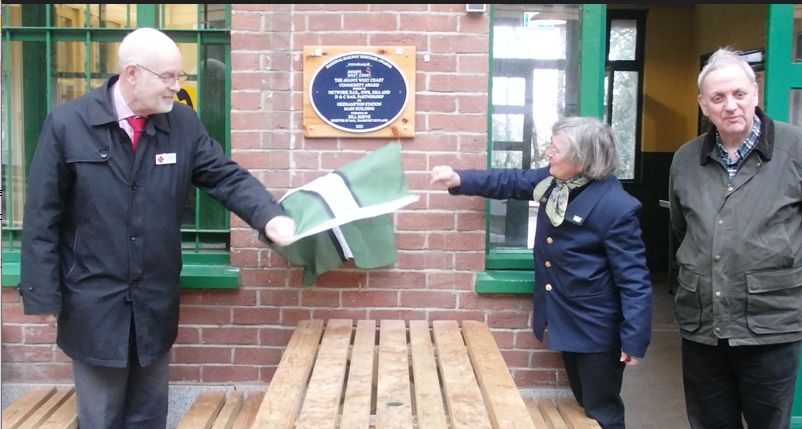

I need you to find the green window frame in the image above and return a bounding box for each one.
[477,4,606,294]
[765,5,802,424]
[1,4,238,288]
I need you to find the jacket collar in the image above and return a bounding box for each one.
[85,76,171,135]
[700,107,774,165]
[562,176,618,226]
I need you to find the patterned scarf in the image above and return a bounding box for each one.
[532,175,591,226]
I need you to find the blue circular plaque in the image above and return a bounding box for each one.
[309,52,408,133]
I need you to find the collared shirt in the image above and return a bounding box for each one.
[714,115,762,177]
[111,81,137,141]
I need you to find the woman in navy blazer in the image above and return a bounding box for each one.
[431,116,652,429]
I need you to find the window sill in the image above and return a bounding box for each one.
[1,251,240,289]
[475,270,534,294]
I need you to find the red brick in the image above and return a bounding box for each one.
[201,327,259,345]
[203,365,259,383]
[487,311,531,329]
[2,344,54,362]
[179,307,232,325]
[399,291,456,309]
[341,290,397,308]
[173,346,232,364]
[232,307,281,325]
[233,347,283,365]
[2,325,22,343]
[170,365,201,382]
[300,289,341,308]
[258,326,295,347]
[513,368,558,388]
[24,325,57,344]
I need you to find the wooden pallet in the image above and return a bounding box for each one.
[1,386,77,429]
[175,319,602,428]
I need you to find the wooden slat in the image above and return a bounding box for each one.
[375,319,413,429]
[251,319,325,429]
[524,397,550,428]
[230,391,264,429]
[177,390,226,429]
[432,320,492,429]
[538,399,570,429]
[295,319,353,429]
[461,320,535,429]
[38,391,78,429]
[340,319,377,429]
[18,387,73,429]
[556,398,602,429]
[211,391,244,429]
[2,386,57,429]
[408,320,448,429]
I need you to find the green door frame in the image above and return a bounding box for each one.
[765,6,802,425]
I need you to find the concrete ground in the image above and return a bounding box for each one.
[622,270,688,429]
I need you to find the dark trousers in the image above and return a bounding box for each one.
[562,350,626,429]
[72,349,169,429]
[682,338,801,429]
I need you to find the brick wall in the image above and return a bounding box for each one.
[1,4,566,391]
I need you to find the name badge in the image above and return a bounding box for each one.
[155,153,176,165]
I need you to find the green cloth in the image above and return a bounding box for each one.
[531,175,590,226]
[271,142,418,285]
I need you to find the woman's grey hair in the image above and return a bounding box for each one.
[552,116,620,180]
[697,47,755,91]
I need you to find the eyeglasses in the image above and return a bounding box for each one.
[136,64,188,85]
[544,141,564,156]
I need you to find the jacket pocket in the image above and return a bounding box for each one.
[746,265,802,334]
[674,266,702,332]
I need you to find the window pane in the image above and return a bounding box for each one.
[92,4,132,28]
[532,68,565,168]
[6,4,22,26]
[163,4,198,29]
[793,5,802,62]
[491,4,579,248]
[609,19,637,61]
[2,39,50,231]
[91,41,119,89]
[54,41,88,104]
[611,71,638,180]
[203,4,227,29]
[493,4,579,60]
[53,4,88,28]
[790,89,802,127]
[491,150,523,169]
[192,44,229,230]
[492,77,526,106]
[491,114,524,142]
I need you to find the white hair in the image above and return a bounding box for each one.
[117,27,179,72]
[697,47,756,92]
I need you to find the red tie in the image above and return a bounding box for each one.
[126,116,146,152]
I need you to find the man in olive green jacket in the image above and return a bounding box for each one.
[669,47,802,429]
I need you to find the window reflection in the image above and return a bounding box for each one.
[491,4,579,248]
[54,41,88,105]
[609,20,637,61]
[611,71,638,179]
[53,4,133,28]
